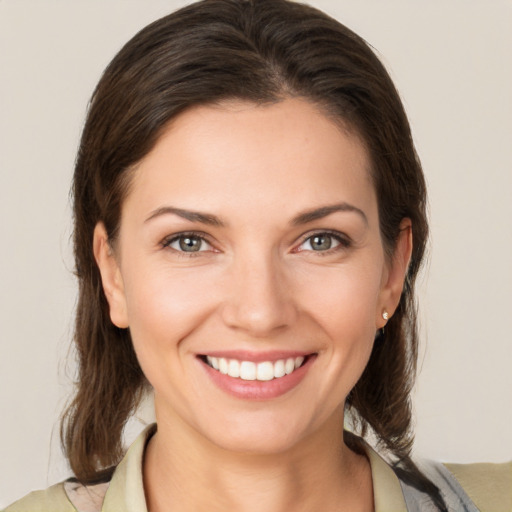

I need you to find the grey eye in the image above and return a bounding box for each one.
[169,235,208,252]
[309,234,332,251]
[299,233,341,252]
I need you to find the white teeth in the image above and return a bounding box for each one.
[219,358,229,375]
[256,361,274,381]
[205,355,306,381]
[240,361,256,380]
[285,358,295,375]
[228,359,240,378]
[207,356,219,370]
[274,359,286,378]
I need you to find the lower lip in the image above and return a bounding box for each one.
[200,355,316,400]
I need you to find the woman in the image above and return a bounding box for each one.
[5,1,510,511]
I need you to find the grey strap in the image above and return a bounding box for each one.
[398,461,480,512]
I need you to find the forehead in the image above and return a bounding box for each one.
[124,98,376,223]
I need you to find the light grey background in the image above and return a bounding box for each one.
[1,0,511,507]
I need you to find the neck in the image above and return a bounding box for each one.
[143,408,373,512]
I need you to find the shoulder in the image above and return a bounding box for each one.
[4,425,153,512]
[444,460,512,512]
[394,457,511,511]
[3,480,110,512]
[3,482,75,512]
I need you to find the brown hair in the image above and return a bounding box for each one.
[62,0,442,507]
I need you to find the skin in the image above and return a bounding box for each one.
[94,98,412,512]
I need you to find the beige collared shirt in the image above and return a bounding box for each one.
[5,425,511,511]
[104,426,408,512]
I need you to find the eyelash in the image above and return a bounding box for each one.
[161,230,351,257]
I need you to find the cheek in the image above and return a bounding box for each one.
[299,259,383,379]
[121,263,220,360]
[299,260,384,334]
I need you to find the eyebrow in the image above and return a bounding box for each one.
[144,206,226,227]
[291,202,368,226]
[144,201,367,228]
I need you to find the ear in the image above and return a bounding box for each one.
[93,222,129,328]
[376,218,413,329]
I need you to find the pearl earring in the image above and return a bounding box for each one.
[382,311,389,320]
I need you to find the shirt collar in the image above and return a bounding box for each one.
[365,442,408,511]
[102,423,407,512]
[101,423,155,512]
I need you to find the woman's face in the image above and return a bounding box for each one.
[95,98,409,454]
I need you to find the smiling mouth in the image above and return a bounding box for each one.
[201,355,310,381]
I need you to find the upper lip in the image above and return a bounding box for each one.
[198,350,315,363]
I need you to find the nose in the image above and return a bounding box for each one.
[220,250,298,337]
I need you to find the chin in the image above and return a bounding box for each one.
[194,408,325,456]
[208,429,303,456]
